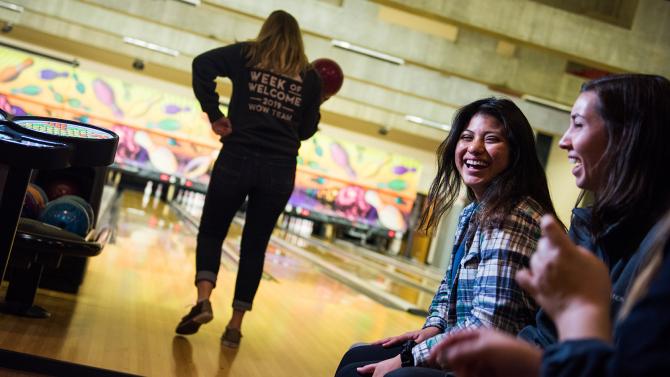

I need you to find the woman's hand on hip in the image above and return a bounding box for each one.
[211,116,232,137]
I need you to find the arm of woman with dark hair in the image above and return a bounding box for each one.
[410,198,543,367]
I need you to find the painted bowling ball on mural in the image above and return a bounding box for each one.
[39,197,91,237]
[22,183,49,219]
[43,177,82,200]
[312,58,344,99]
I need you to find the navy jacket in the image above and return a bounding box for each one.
[518,208,651,347]
[541,220,670,376]
[192,42,322,157]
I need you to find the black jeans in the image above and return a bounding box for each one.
[195,146,295,311]
[335,344,402,376]
[335,344,449,377]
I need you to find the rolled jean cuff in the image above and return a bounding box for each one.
[195,271,217,287]
[233,299,252,311]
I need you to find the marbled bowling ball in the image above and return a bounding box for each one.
[22,183,48,219]
[39,198,91,237]
[59,195,95,227]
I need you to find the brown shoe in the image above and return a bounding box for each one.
[221,327,242,348]
[175,300,213,335]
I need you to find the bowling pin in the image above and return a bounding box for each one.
[142,181,153,208]
[166,184,175,202]
[175,189,183,205]
[153,183,163,209]
[389,232,402,255]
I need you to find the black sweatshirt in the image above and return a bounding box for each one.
[192,42,322,157]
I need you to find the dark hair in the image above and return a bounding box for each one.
[419,97,558,231]
[581,74,670,239]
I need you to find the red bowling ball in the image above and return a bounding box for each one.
[44,178,82,201]
[312,58,344,99]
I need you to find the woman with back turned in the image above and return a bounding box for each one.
[175,10,323,348]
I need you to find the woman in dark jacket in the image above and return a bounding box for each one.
[175,10,322,348]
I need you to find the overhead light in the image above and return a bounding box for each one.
[0,40,79,67]
[123,37,179,57]
[331,39,404,65]
[521,94,571,112]
[0,1,24,13]
[174,0,201,5]
[405,115,450,131]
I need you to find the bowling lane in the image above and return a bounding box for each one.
[0,187,424,377]
[266,225,438,313]
[170,193,441,313]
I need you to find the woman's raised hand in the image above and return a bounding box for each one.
[516,215,612,341]
[428,328,541,377]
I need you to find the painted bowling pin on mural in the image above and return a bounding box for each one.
[73,72,86,94]
[92,78,124,118]
[0,58,34,82]
[182,155,212,179]
[48,85,65,103]
[378,179,408,192]
[330,142,356,178]
[11,85,41,96]
[364,190,382,209]
[392,165,416,175]
[134,131,178,174]
[364,189,406,231]
[379,205,406,232]
[163,104,190,115]
[40,69,69,80]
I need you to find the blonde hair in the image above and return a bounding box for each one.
[619,209,670,319]
[245,10,309,77]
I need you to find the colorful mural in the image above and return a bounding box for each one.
[292,134,421,232]
[0,47,219,184]
[0,46,422,230]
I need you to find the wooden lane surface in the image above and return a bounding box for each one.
[0,190,424,376]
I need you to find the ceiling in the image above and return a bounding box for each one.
[0,0,668,152]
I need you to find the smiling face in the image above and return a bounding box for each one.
[559,91,609,192]
[454,113,510,200]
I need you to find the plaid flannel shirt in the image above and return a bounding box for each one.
[412,196,543,366]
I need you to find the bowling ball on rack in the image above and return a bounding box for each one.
[22,183,49,219]
[39,197,91,237]
[43,177,82,201]
[59,195,95,227]
[312,58,344,99]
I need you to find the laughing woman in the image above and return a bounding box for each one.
[334,98,560,377]
[429,74,670,377]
